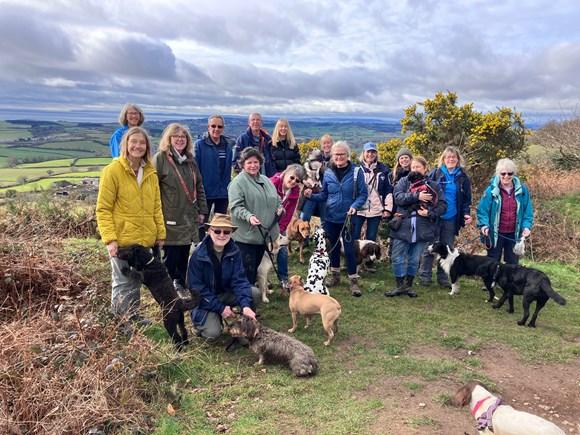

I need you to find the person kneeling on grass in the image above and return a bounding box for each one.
[187,213,260,345]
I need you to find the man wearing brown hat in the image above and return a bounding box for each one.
[187,213,260,341]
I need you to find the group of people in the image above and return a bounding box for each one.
[97,103,534,339]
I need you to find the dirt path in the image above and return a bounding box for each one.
[367,345,580,434]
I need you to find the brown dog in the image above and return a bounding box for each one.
[286,218,311,263]
[287,275,341,346]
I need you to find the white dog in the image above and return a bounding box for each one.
[452,381,565,434]
[256,234,288,303]
[304,227,330,295]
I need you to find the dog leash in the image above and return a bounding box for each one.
[257,224,285,287]
[326,213,353,255]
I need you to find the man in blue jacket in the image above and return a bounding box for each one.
[234,112,275,176]
[195,115,235,240]
[188,213,260,341]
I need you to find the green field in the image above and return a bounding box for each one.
[0,170,102,192]
[38,140,108,153]
[0,121,32,140]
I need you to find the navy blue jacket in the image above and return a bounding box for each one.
[194,133,234,200]
[428,166,472,235]
[309,162,368,224]
[234,127,275,176]
[390,175,447,243]
[187,237,253,316]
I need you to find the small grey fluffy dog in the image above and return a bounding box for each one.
[227,317,318,377]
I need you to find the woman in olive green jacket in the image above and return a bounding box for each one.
[228,147,282,285]
[152,123,207,292]
[96,126,165,323]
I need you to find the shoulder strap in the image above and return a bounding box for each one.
[166,153,197,204]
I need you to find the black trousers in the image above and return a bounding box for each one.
[163,244,191,286]
[199,197,229,240]
[235,242,266,286]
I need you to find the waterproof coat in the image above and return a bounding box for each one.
[228,171,281,244]
[109,125,128,158]
[194,133,235,200]
[390,175,447,243]
[96,157,165,247]
[271,140,301,173]
[356,160,393,218]
[234,127,275,176]
[152,149,208,245]
[187,237,253,317]
[476,175,534,248]
[309,162,369,224]
[428,166,472,235]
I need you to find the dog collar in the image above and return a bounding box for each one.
[470,395,492,416]
[475,397,502,432]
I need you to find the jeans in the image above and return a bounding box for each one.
[190,286,261,340]
[163,244,191,287]
[199,197,229,240]
[236,242,266,285]
[300,198,326,222]
[419,218,456,283]
[110,256,142,316]
[391,238,427,278]
[325,221,357,276]
[277,231,288,281]
[487,232,519,265]
[352,215,381,241]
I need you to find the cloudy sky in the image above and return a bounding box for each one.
[1,0,579,118]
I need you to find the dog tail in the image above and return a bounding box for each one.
[541,279,566,305]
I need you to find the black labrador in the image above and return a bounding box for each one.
[117,245,199,350]
[493,263,566,327]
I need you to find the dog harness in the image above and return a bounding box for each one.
[471,396,503,432]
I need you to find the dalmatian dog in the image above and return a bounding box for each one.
[304,226,331,295]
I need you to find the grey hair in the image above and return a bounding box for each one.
[331,141,350,157]
[208,114,225,125]
[248,112,262,122]
[283,163,306,181]
[495,158,517,177]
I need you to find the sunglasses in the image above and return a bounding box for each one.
[211,228,232,235]
[500,172,514,177]
[210,125,224,129]
[288,175,302,183]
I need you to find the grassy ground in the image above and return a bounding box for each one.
[139,251,579,434]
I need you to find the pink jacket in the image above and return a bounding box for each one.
[270,173,300,233]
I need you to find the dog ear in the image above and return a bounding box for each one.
[451,384,473,407]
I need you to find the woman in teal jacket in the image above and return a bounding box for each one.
[477,158,534,264]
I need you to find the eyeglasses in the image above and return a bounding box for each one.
[500,172,514,177]
[211,228,232,235]
[333,153,347,157]
[171,135,187,140]
[210,125,224,129]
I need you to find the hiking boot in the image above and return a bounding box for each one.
[419,278,432,287]
[405,276,418,298]
[349,277,362,297]
[325,270,341,287]
[384,277,408,297]
[437,279,452,289]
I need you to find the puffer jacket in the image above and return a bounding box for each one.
[309,162,368,224]
[356,160,393,218]
[228,171,280,244]
[390,175,447,243]
[428,166,472,235]
[194,133,235,200]
[187,237,253,317]
[476,175,534,248]
[152,148,208,245]
[96,157,165,247]
[271,140,301,173]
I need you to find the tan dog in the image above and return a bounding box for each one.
[287,275,341,346]
[286,218,311,263]
[257,234,288,303]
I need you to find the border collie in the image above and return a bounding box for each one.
[427,242,499,301]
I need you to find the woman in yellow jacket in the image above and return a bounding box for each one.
[96,126,166,326]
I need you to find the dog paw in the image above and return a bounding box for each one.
[517,320,525,326]
[527,323,536,328]
[288,328,296,333]
[323,340,330,346]
[262,296,270,303]
[492,304,500,309]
